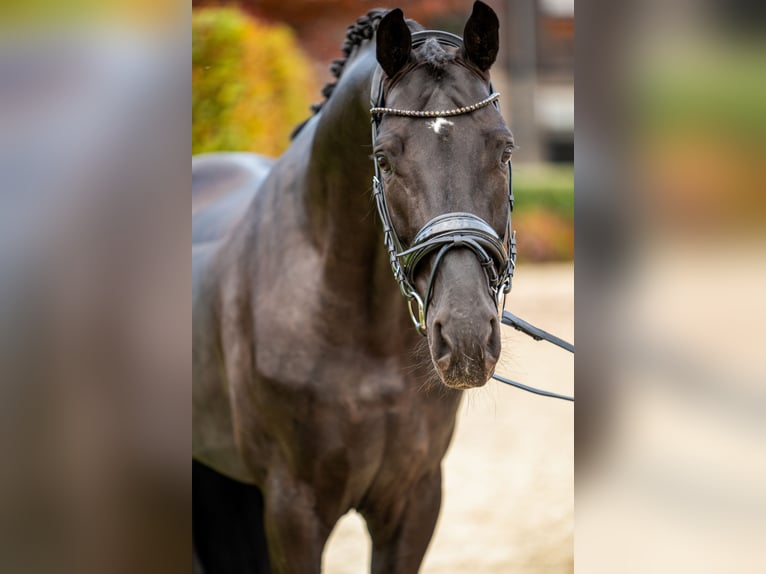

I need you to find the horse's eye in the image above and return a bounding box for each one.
[501,145,513,164]
[376,154,392,174]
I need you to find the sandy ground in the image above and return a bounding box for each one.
[323,262,574,573]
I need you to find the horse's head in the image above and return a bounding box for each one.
[372,2,514,390]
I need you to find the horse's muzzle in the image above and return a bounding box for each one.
[430,312,501,389]
[424,248,503,389]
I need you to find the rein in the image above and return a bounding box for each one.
[370,29,573,402]
[496,311,574,402]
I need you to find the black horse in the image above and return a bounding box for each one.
[193,3,515,572]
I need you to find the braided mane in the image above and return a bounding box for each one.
[291,9,423,139]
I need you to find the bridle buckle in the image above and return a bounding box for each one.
[406,291,427,335]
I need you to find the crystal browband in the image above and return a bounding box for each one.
[370,92,500,119]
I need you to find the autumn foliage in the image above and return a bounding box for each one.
[192,7,316,155]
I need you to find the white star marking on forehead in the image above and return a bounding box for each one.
[426,117,454,135]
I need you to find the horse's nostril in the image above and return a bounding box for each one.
[432,320,453,371]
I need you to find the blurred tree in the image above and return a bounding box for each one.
[192,7,316,155]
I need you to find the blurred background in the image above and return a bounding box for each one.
[2,0,762,571]
[576,0,766,572]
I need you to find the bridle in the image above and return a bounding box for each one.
[369,29,574,403]
[370,30,517,336]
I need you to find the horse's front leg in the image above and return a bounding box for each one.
[262,466,330,574]
[365,468,443,574]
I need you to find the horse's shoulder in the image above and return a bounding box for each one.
[192,152,273,211]
[192,152,274,245]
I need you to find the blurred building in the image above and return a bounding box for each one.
[496,0,574,164]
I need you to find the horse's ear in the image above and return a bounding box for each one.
[376,8,412,78]
[462,1,499,72]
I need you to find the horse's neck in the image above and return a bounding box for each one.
[287,47,410,348]
[306,48,377,250]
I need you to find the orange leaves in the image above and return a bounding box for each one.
[192,7,316,156]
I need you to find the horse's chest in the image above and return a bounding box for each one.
[255,350,410,433]
[246,308,457,501]
[250,349,442,484]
